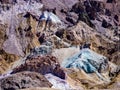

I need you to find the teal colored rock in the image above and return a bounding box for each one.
[62,48,108,73]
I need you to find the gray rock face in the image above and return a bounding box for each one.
[3,35,25,56]
[41,0,79,24]
[0,71,52,90]
[29,45,53,57]
[0,0,43,57]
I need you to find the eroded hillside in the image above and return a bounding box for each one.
[0,0,120,90]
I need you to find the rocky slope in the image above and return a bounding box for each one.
[0,71,52,90]
[0,0,120,90]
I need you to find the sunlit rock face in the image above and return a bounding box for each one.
[52,46,80,64]
[62,48,110,86]
[38,11,62,32]
[70,0,120,41]
[45,74,72,90]
[55,21,119,66]
[45,73,85,90]
[0,24,20,74]
[60,48,120,89]
[62,48,109,73]
[0,0,120,90]
[0,0,43,74]
[39,11,62,24]
[0,0,43,58]
[41,0,79,24]
[2,12,40,57]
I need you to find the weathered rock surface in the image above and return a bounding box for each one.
[41,0,79,24]
[0,0,120,90]
[55,21,119,65]
[110,52,120,65]
[52,46,80,64]
[62,48,109,73]
[45,74,72,90]
[0,71,52,90]
[107,74,120,89]
[12,55,65,79]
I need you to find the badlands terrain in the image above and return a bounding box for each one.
[0,0,120,90]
